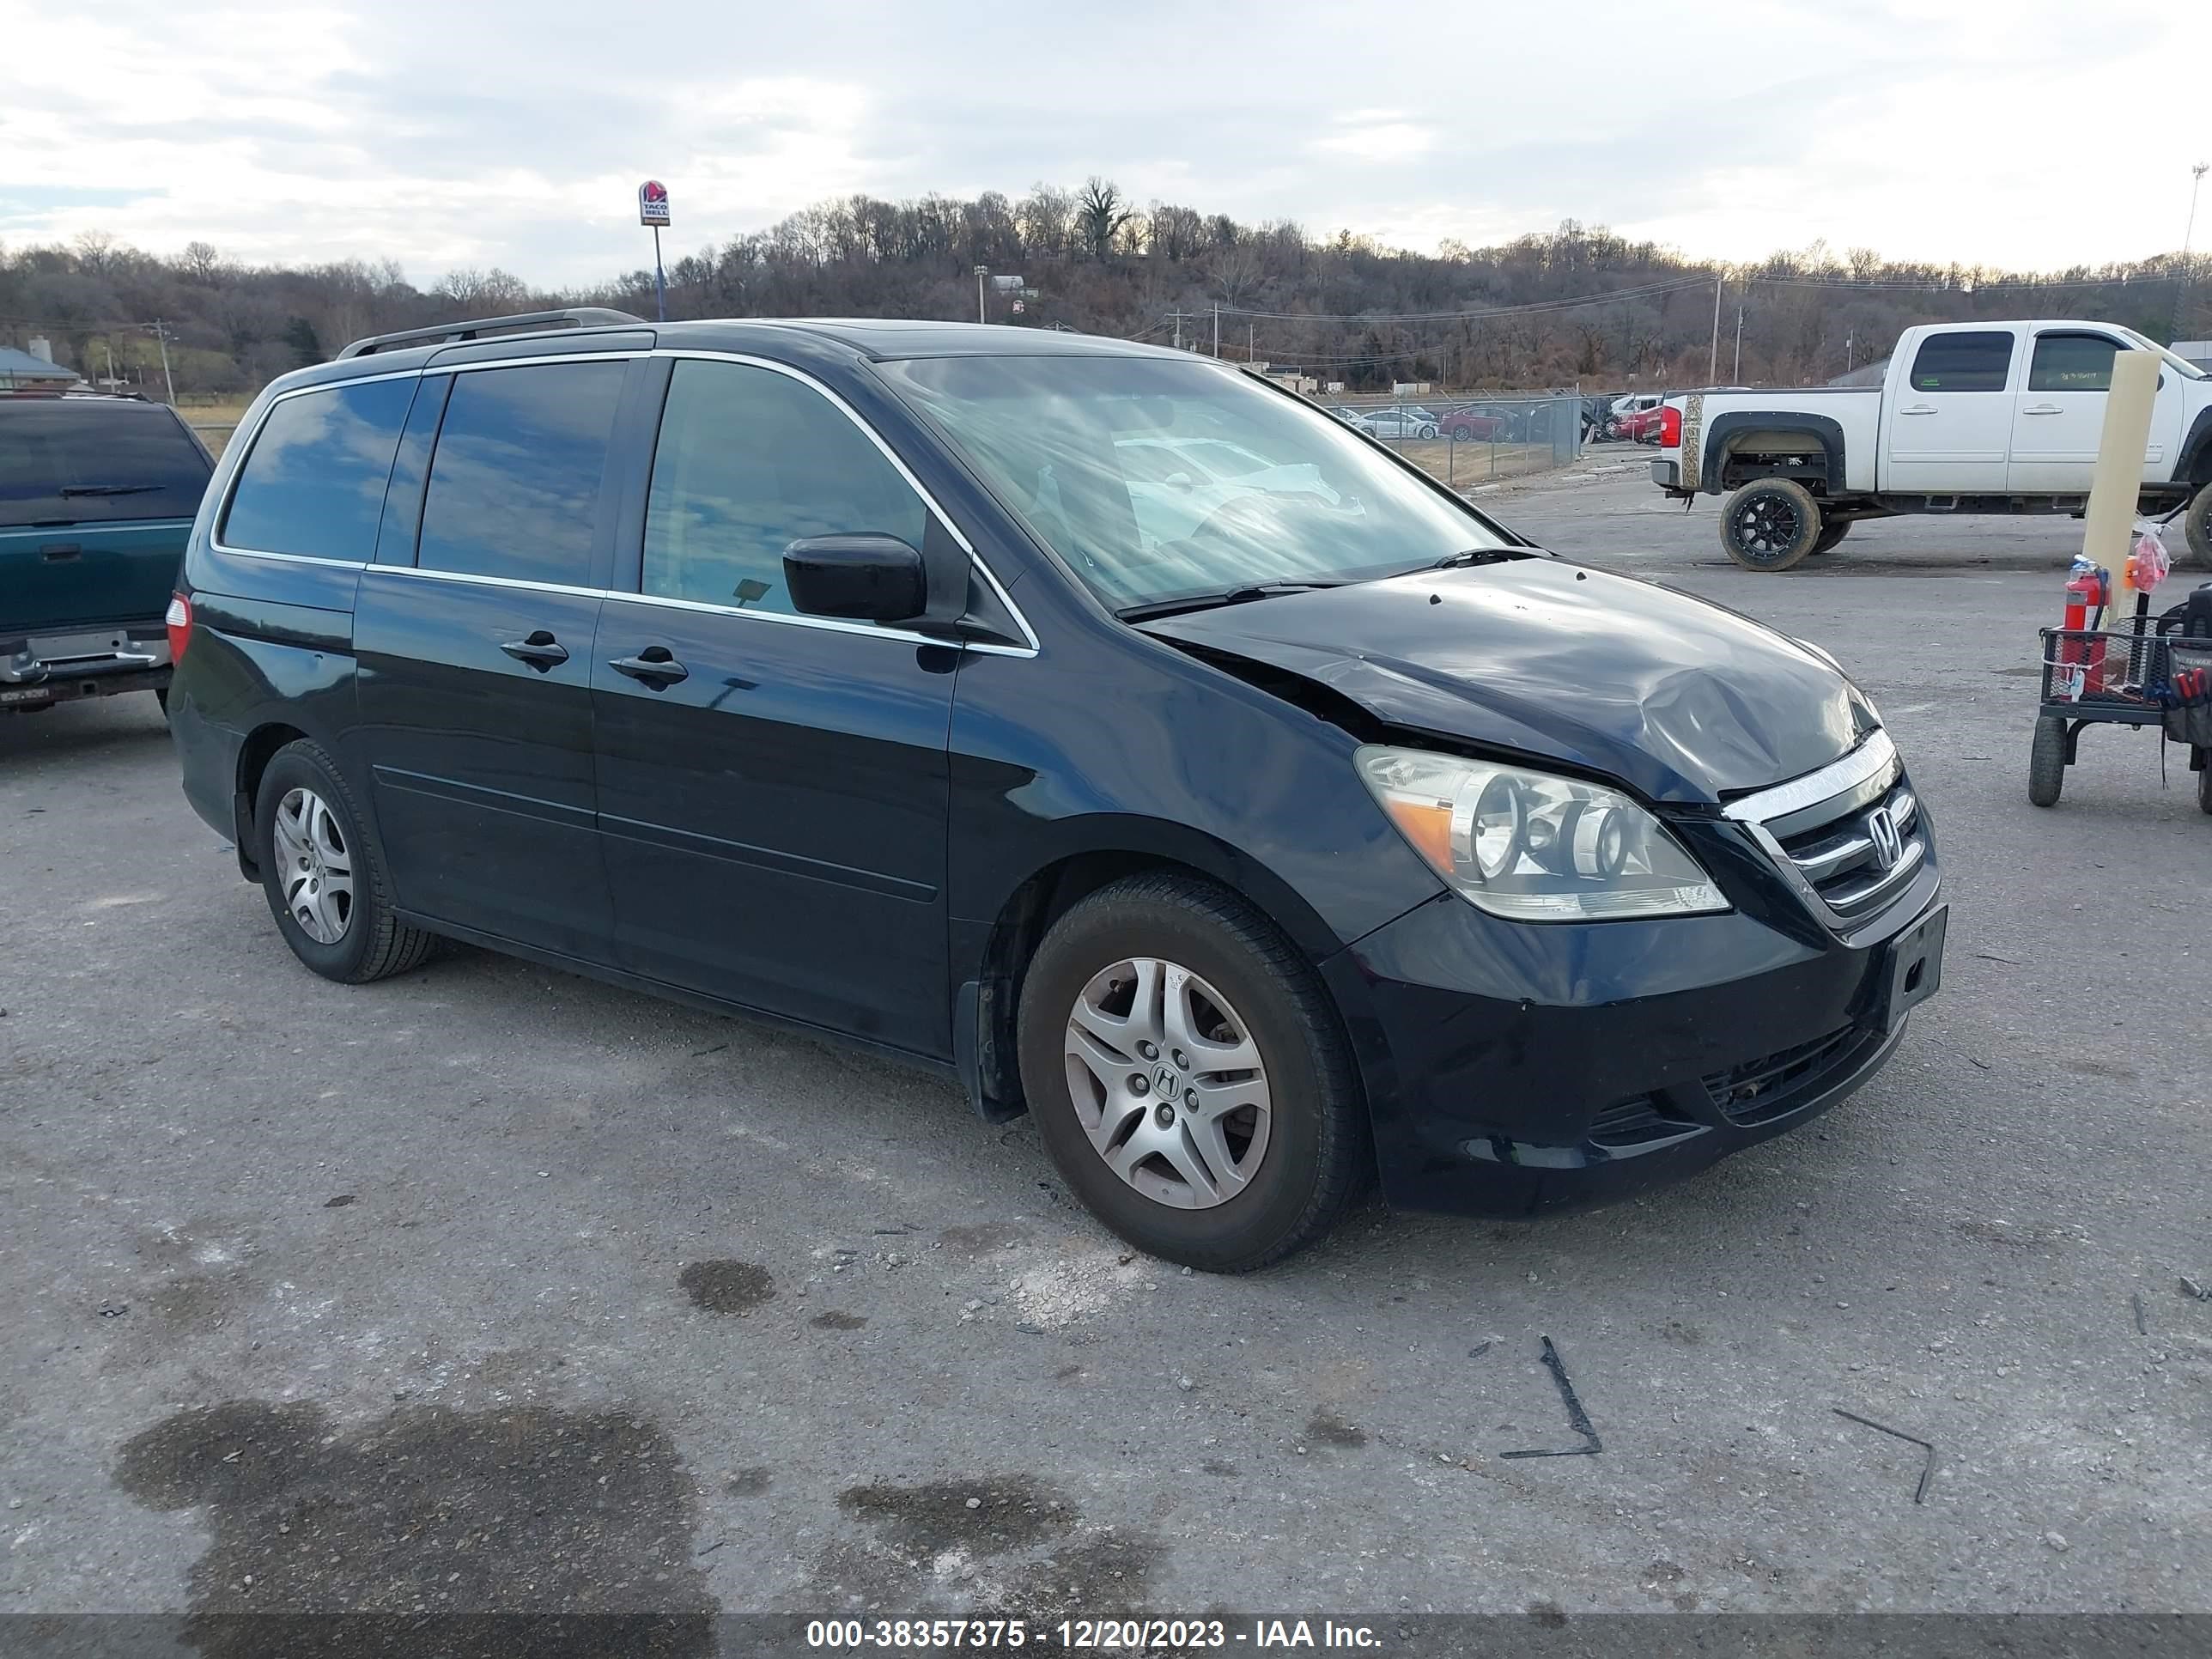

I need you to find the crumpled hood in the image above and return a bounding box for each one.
[1138,558,1873,804]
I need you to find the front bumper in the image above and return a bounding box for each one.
[1325,799,1942,1218]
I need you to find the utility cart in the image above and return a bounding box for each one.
[2029,616,2212,812]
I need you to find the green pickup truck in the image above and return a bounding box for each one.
[2,392,216,714]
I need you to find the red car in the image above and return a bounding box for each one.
[1620,404,1668,443]
[1440,406,1507,441]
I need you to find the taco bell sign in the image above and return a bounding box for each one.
[638,180,671,228]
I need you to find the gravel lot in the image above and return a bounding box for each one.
[3,459,2209,1639]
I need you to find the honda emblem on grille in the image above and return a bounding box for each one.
[1866,806,1902,870]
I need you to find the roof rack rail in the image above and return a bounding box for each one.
[336,307,648,360]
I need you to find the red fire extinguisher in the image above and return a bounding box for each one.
[2058,563,2107,698]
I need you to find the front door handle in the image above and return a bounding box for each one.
[500,631,569,669]
[2020,403,2063,415]
[608,647,689,687]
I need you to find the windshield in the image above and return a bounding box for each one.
[2118,328,2209,380]
[0,400,214,527]
[878,356,1510,611]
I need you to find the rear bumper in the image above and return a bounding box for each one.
[1324,876,1941,1219]
[0,628,171,708]
[1650,459,1680,488]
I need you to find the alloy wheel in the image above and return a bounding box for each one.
[1061,957,1273,1210]
[1733,494,1803,557]
[271,786,355,945]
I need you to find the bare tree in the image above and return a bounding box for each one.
[72,230,117,275]
[179,240,223,283]
[1074,178,1131,264]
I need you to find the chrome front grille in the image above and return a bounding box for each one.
[1723,731,1929,927]
[1775,783,1923,919]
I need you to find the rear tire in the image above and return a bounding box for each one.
[2027,717,2067,808]
[1015,872,1364,1273]
[2197,753,2211,816]
[1810,520,1853,556]
[1721,478,1823,571]
[2185,480,2212,569]
[254,739,435,984]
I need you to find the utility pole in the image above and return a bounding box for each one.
[1212,304,1220,358]
[1248,320,1255,362]
[149,319,175,404]
[1709,276,1722,385]
[1844,330,1855,374]
[975,265,988,325]
[1172,311,1183,351]
[2176,162,2209,340]
[1733,303,1744,381]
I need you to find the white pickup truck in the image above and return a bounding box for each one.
[1650,320,2212,570]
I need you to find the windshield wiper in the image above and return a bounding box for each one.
[1116,580,1347,623]
[1428,546,1532,570]
[58,484,161,497]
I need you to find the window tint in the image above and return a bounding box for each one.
[0,400,213,529]
[2027,333,2120,392]
[641,361,928,614]
[221,380,414,558]
[1908,331,2014,392]
[416,361,626,584]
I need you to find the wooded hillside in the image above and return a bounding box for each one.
[4,179,2202,401]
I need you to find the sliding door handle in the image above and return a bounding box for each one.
[500,631,568,669]
[608,647,689,686]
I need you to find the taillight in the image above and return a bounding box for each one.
[1659,405,1682,448]
[165,592,191,664]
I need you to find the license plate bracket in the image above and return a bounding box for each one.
[1879,903,1947,1035]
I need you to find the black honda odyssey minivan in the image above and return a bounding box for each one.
[168,309,1945,1271]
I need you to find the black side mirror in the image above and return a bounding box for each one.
[783,534,928,624]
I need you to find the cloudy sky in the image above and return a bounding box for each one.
[2,0,2203,288]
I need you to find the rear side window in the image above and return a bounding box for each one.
[416,362,627,586]
[640,360,927,614]
[1908,331,2014,392]
[221,380,416,559]
[0,401,212,528]
[2027,333,2120,392]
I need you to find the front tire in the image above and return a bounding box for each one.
[2184,480,2212,569]
[1721,478,1823,571]
[2027,717,2067,808]
[254,739,434,983]
[1015,873,1364,1273]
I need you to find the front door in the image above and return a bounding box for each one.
[2007,330,2183,495]
[1883,328,2019,494]
[353,356,633,957]
[592,356,958,1058]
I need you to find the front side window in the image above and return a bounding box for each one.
[1,401,213,530]
[2027,333,2120,392]
[641,360,928,614]
[416,361,626,585]
[879,356,1510,611]
[1908,331,2015,392]
[221,380,415,558]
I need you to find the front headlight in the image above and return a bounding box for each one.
[1355,745,1729,921]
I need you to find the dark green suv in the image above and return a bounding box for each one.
[1,392,214,714]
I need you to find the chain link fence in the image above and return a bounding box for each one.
[1320,389,1593,492]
